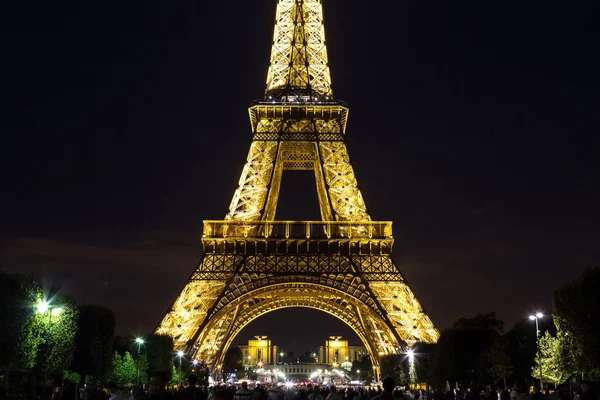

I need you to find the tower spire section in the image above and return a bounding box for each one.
[265,0,332,101]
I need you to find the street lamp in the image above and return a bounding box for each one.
[135,338,145,387]
[357,370,361,381]
[177,351,185,369]
[529,312,544,391]
[36,300,63,387]
[280,352,284,363]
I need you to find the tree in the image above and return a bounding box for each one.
[553,266,600,375]
[39,295,79,376]
[485,338,513,389]
[505,318,538,380]
[412,342,437,388]
[72,305,116,385]
[168,363,186,388]
[144,334,175,380]
[222,347,244,377]
[380,355,407,385]
[0,273,79,379]
[108,351,137,387]
[433,312,505,389]
[0,272,43,369]
[532,332,572,386]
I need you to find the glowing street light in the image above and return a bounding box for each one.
[35,299,62,387]
[529,312,544,390]
[135,338,145,386]
[36,301,49,313]
[406,349,415,360]
[176,351,185,370]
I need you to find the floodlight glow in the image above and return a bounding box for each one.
[285,382,294,389]
[529,315,536,320]
[135,337,145,344]
[37,301,49,313]
[407,349,415,359]
[192,359,198,366]
[536,312,543,318]
[177,351,184,357]
[51,307,63,316]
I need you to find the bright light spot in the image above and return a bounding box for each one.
[357,370,360,373]
[529,315,536,320]
[536,312,543,318]
[37,301,49,313]
[177,351,184,357]
[135,337,145,344]
[192,359,198,366]
[285,382,294,389]
[51,307,63,316]
[407,349,415,359]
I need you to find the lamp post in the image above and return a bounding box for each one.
[529,312,544,391]
[36,301,63,387]
[177,351,184,369]
[406,348,416,384]
[280,352,284,364]
[135,338,145,387]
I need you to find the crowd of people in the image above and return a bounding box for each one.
[42,375,597,400]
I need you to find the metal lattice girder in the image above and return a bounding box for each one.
[266,0,332,98]
[319,141,371,221]
[367,281,439,346]
[226,141,278,221]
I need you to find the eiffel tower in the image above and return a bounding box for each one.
[156,0,439,377]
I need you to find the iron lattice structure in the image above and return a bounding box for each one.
[156,0,439,377]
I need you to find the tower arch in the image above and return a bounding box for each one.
[194,281,402,371]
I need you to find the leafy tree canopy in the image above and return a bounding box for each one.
[72,304,116,383]
[553,266,600,374]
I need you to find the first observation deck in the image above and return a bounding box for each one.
[202,220,394,255]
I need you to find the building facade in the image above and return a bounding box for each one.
[239,336,279,368]
[318,336,367,369]
[237,336,365,372]
[256,363,348,384]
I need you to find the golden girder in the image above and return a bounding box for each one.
[265,0,332,99]
[156,0,440,376]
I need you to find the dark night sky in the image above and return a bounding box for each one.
[1,1,598,354]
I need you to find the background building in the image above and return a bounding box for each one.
[239,336,279,368]
[236,335,365,372]
[256,363,348,384]
[318,336,367,370]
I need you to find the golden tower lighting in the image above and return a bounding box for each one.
[156,0,439,379]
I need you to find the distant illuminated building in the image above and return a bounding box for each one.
[239,336,278,367]
[318,336,367,370]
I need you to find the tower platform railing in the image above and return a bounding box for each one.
[203,220,392,241]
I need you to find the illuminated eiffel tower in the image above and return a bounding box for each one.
[156,0,439,377]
